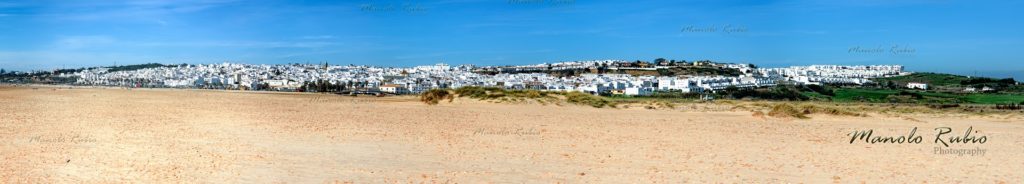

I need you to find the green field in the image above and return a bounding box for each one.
[832,88,1024,104]
[962,94,1024,104]
[874,72,969,86]
[833,88,897,102]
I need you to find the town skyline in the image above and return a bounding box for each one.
[0,58,1019,81]
[1,0,1023,79]
[4,59,912,97]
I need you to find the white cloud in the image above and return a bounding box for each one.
[133,40,342,48]
[48,35,341,50]
[300,35,337,40]
[54,36,117,50]
[47,0,240,22]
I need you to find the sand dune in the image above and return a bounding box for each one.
[1,86,1021,183]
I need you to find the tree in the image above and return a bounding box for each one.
[300,81,312,92]
[318,79,328,92]
[654,58,667,64]
[1,68,5,74]
[723,86,739,98]
[886,81,899,89]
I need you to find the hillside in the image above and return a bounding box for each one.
[874,72,1020,92]
[876,72,1016,87]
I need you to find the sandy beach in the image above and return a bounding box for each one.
[1,85,1021,183]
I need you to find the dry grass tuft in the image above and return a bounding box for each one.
[420,89,453,105]
[751,111,766,118]
[768,104,808,119]
[564,91,614,108]
[765,103,867,119]
[797,104,866,117]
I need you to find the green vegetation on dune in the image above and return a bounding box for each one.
[420,89,453,105]
[800,91,832,101]
[604,90,702,104]
[422,86,615,108]
[765,103,866,119]
[564,91,614,108]
[452,86,558,101]
[767,104,807,119]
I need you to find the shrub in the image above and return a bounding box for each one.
[454,86,488,98]
[649,90,702,99]
[565,91,613,108]
[797,104,865,117]
[927,104,960,109]
[420,89,453,105]
[767,103,866,119]
[805,84,835,96]
[897,91,924,99]
[752,111,766,118]
[525,90,543,98]
[994,103,1022,110]
[768,104,807,119]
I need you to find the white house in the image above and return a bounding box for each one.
[379,84,408,94]
[266,80,288,88]
[906,82,928,90]
[624,86,654,96]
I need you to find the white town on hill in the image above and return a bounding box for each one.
[47,60,906,96]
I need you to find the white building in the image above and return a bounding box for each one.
[379,84,408,94]
[63,61,905,97]
[906,82,928,90]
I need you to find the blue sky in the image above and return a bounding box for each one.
[0,0,1022,78]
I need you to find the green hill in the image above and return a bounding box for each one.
[107,63,167,72]
[874,72,969,86]
[876,72,1017,87]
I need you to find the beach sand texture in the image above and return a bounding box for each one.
[1,86,1022,183]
